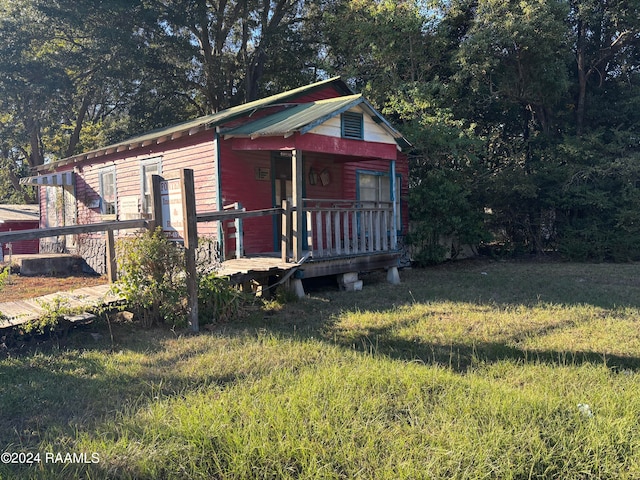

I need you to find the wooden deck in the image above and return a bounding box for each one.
[0,284,121,329]
[216,255,301,289]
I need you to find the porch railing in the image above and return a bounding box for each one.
[302,199,398,259]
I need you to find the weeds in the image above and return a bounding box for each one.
[2,262,640,479]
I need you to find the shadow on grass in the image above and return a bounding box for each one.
[321,320,640,373]
[0,323,252,448]
[254,264,640,373]
[2,261,640,478]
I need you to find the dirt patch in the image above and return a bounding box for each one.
[0,274,108,302]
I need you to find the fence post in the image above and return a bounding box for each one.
[281,200,289,263]
[106,229,117,283]
[181,168,199,333]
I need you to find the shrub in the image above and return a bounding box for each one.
[112,227,187,327]
[0,266,9,291]
[22,296,85,335]
[197,272,246,325]
[113,228,248,328]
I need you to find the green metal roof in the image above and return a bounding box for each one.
[38,77,354,170]
[222,94,411,149]
[222,95,362,138]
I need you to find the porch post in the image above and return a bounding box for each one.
[390,159,397,249]
[292,148,303,261]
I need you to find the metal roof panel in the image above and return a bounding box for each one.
[222,95,363,138]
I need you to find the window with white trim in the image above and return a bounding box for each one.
[99,167,117,216]
[140,157,162,216]
[358,171,401,231]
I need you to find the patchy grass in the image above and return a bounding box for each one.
[1,261,640,479]
[0,274,107,302]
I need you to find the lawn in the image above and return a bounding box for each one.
[1,260,640,479]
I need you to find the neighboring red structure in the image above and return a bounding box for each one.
[23,78,410,274]
[0,204,39,257]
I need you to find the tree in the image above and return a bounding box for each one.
[154,0,318,113]
[570,0,640,135]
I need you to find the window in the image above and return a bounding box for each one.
[99,167,117,215]
[358,171,401,231]
[140,158,162,215]
[341,111,364,139]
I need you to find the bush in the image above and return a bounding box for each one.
[113,227,248,328]
[407,169,488,266]
[0,266,9,291]
[197,272,246,325]
[112,227,187,327]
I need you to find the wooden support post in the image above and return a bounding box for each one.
[291,149,303,262]
[390,160,398,250]
[106,229,117,283]
[181,169,199,333]
[281,200,289,263]
[234,202,243,259]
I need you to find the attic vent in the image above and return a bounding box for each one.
[341,111,363,140]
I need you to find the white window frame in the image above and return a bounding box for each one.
[140,157,162,216]
[98,166,117,217]
[357,170,402,232]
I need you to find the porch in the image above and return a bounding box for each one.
[211,198,401,296]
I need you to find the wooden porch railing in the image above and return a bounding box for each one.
[301,199,398,259]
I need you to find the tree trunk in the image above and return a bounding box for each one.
[575,19,587,137]
[65,91,93,158]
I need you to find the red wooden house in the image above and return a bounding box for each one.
[23,77,410,284]
[0,204,40,259]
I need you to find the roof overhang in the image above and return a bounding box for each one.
[36,77,354,172]
[19,171,74,186]
[221,95,411,150]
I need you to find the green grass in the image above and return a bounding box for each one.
[2,261,640,479]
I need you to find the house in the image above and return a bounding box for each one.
[0,204,40,259]
[21,77,410,284]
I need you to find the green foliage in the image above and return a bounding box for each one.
[0,266,9,291]
[113,228,247,327]
[0,0,639,261]
[112,227,187,327]
[21,296,85,335]
[407,168,488,265]
[198,273,247,325]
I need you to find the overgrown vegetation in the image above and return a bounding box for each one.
[112,228,188,327]
[19,296,86,335]
[0,265,9,291]
[112,227,247,328]
[1,262,640,479]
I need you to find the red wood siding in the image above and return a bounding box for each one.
[73,130,218,239]
[219,144,273,254]
[0,221,39,255]
[294,85,345,103]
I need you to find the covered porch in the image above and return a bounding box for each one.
[219,143,403,292]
